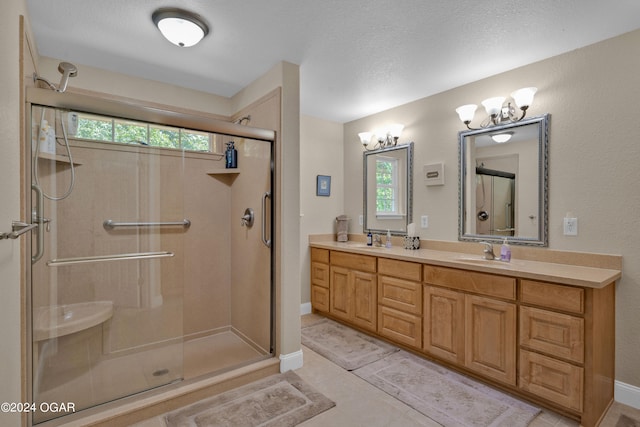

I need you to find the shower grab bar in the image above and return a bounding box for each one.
[261,191,271,248]
[103,219,191,230]
[47,251,174,267]
[0,221,38,240]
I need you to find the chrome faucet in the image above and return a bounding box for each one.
[373,234,383,247]
[480,242,497,260]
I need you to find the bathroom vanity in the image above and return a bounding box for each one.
[309,238,621,427]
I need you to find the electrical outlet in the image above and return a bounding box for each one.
[359,215,363,225]
[563,217,578,236]
[421,215,428,228]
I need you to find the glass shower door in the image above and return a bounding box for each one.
[30,105,185,424]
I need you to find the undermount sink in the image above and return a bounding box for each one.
[347,244,387,249]
[454,256,509,265]
[33,301,114,342]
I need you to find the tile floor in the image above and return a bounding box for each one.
[133,313,640,426]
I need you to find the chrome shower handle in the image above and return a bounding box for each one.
[261,192,271,248]
[31,184,45,263]
[241,208,254,227]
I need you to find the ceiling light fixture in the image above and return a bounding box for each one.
[152,8,209,47]
[490,131,514,143]
[358,124,404,151]
[456,87,537,130]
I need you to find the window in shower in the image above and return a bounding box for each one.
[75,113,215,152]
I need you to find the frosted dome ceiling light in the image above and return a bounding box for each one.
[152,8,209,47]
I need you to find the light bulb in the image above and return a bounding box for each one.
[481,97,505,116]
[511,87,537,109]
[455,104,477,123]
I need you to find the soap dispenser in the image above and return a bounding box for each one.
[225,141,237,169]
[500,237,511,262]
[366,231,373,246]
[385,230,392,248]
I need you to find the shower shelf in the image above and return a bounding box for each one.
[37,152,83,165]
[207,169,241,175]
[207,169,241,185]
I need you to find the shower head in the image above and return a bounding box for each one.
[56,62,78,93]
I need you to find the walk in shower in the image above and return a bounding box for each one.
[26,88,275,424]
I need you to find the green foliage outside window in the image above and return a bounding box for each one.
[376,158,397,213]
[75,113,212,152]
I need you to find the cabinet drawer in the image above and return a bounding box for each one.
[311,262,329,288]
[378,276,422,315]
[520,280,584,314]
[423,265,516,301]
[331,251,376,273]
[311,247,330,263]
[520,306,584,363]
[378,258,421,281]
[519,349,583,412]
[378,306,422,348]
[311,285,330,313]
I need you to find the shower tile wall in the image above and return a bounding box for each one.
[33,139,234,355]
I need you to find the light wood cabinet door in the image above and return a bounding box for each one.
[352,270,377,331]
[465,295,516,386]
[329,265,377,332]
[330,266,351,321]
[423,286,465,365]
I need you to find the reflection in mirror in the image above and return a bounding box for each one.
[459,114,549,246]
[364,142,413,235]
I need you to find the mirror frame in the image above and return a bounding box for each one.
[458,114,550,246]
[363,142,414,236]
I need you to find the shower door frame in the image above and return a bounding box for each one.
[24,87,277,425]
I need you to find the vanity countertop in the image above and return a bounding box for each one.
[309,240,621,289]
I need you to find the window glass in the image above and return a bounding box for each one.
[76,114,113,141]
[181,129,211,151]
[114,119,148,145]
[376,157,398,214]
[74,113,214,153]
[150,125,180,149]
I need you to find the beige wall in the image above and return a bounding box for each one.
[299,115,345,304]
[38,57,232,118]
[0,3,28,426]
[341,29,640,390]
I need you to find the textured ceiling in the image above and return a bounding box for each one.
[26,0,640,123]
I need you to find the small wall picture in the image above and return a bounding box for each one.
[316,175,331,196]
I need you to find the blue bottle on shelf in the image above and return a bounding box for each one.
[225,141,237,168]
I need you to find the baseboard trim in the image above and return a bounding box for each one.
[279,349,304,372]
[616,380,640,409]
[300,302,312,315]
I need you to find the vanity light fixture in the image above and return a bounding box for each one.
[456,87,537,130]
[152,8,210,47]
[358,123,404,151]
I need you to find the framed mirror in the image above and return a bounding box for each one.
[458,114,549,246]
[363,142,414,235]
